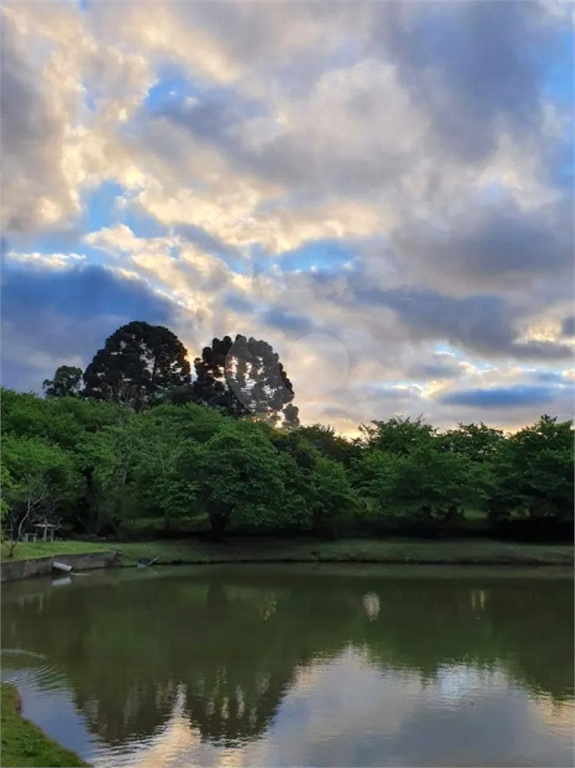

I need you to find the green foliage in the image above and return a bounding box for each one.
[42,366,84,398]
[1,463,14,538]
[129,411,202,529]
[356,435,490,531]
[191,426,287,537]
[296,423,356,466]
[359,416,435,454]
[307,455,359,536]
[1,390,115,454]
[1,434,81,553]
[2,435,80,505]
[268,430,358,535]
[0,387,572,541]
[488,415,574,523]
[437,422,504,462]
[145,401,226,443]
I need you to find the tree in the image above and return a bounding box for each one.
[270,430,359,535]
[193,335,299,426]
[437,422,503,463]
[360,441,486,531]
[1,390,124,536]
[43,366,84,398]
[488,416,574,524]
[83,322,191,409]
[161,384,197,406]
[297,424,357,466]
[82,412,144,535]
[130,412,200,530]
[187,426,286,539]
[192,336,245,416]
[283,403,301,430]
[1,464,14,540]
[359,416,435,455]
[143,402,226,443]
[2,435,80,555]
[307,455,359,537]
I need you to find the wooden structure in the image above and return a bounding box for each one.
[32,523,59,543]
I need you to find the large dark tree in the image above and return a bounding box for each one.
[43,366,83,398]
[192,336,246,416]
[193,334,299,426]
[83,322,191,409]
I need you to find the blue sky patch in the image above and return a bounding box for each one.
[279,240,357,274]
[83,181,125,233]
[145,70,202,113]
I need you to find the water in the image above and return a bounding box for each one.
[2,563,573,767]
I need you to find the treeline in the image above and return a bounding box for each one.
[1,321,573,545]
[42,321,300,427]
[1,390,573,546]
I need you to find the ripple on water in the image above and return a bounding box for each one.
[14,665,69,695]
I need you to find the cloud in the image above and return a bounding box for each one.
[262,308,316,336]
[1,261,178,391]
[2,252,86,270]
[368,1,568,161]
[0,9,78,232]
[528,370,566,384]
[176,225,244,263]
[439,384,559,409]
[348,284,573,362]
[1,0,572,434]
[1,2,153,234]
[392,199,573,284]
[222,293,256,315]
[406,354,466,381]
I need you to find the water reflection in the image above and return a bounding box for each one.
[362,592,380,619]
[2,565,573,767]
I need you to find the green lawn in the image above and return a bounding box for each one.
[2,537,573,567]
[1,540,113,561]
[1,683,89,767]
[115,537,573,566]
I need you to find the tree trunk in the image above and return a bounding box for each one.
[209,511,228,542]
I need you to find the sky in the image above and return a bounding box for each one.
[1,0,574,435]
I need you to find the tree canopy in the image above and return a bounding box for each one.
[83,321,191,409]
[43,366,84,398]
[192,334,299,426]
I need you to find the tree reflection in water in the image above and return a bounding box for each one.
[1,566,573,751]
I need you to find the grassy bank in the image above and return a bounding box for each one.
[2,537,573,566]
[1,540,113,561]
[1,683,89,768]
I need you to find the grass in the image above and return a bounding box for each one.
[1,540,113,561]
[1,683,89,767]
[2,537,573,567]
[113,538,574,566]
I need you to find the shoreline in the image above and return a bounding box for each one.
[1,682,89,767]
[1,538,573,582]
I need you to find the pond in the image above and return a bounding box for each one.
[1,564,573,767]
